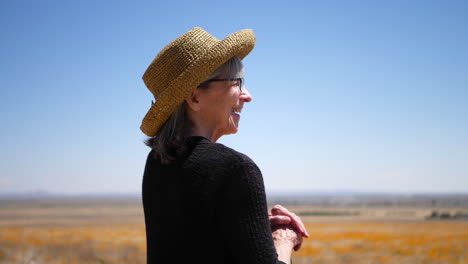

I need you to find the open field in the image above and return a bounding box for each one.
[0,197,467,264]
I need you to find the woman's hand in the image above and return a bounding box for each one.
[272,224,303,247]
[269,213,292,225]
[269,204,309,251]
[272,224,303,263]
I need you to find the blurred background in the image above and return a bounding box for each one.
[1,0,467,263]
[1,0,467,195]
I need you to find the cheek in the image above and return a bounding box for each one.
[205,90,239,121]
[217,95,237,113]
[208,101,230,122]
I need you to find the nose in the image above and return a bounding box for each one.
[240,86,252,103]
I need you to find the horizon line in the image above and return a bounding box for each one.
[1,189,468,198]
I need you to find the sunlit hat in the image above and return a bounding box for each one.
[140,27,256,136]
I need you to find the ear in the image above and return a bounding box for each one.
[185,89,201,111]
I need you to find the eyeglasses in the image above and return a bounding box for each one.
[203,78,244,91]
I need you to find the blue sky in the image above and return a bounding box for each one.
[1,0,467,194]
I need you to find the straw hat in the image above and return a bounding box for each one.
[140,27,256,136]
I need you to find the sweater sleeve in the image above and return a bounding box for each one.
[216,155,287,264]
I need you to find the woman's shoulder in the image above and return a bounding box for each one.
[189,136,256,168]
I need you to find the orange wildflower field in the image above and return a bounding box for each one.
[295,221,468,264]
[0,199,467,264]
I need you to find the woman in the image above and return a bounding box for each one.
[141,27,309,264]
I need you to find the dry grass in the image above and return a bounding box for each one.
[1,199,467,263]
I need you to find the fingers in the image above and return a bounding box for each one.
[272,224,304,251]
[294,242,302,251]
[293,232,303,251]
[269,215,291,226]
[271,205,308,237]
[271,204,310,238]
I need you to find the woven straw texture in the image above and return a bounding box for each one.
[140,27,256,136]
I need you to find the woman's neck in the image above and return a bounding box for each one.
[189,124,221,142]
[186,107,223,142]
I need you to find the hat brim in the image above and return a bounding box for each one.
[140,29,256,137]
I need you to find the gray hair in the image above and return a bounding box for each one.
[145,56,244,164]
[198,56,244,89]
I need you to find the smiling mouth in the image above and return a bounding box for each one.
[232,107,242,114]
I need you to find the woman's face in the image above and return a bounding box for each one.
[196,78,252,139]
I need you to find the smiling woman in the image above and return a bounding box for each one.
[140,27,308,264]
[145,56,249,164]
[185,56,252,142]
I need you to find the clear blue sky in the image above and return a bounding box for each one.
[1,0,467,194]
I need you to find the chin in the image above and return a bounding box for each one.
[230,125,239,134]
[224,127,239,136]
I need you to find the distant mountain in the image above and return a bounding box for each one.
[2,190,467,207]
[0,191,140,200]
[267,191,468,207]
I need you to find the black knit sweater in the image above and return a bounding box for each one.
[142,136,286,264]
